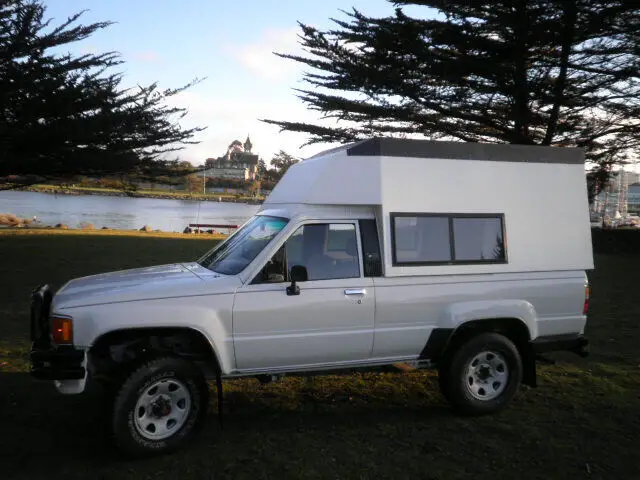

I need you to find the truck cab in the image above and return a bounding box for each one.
[29,138,593,456]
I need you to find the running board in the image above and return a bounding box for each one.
[239,360,437,381]
[392,360,434,372]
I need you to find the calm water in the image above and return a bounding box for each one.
[0,191,260,232]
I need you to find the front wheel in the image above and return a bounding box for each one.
[438,332,522,415]
[111,356,209,457]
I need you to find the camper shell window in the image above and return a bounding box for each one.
[391,213,507,266]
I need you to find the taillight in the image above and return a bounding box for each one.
[583,285,590,315]
[51,316,73,344]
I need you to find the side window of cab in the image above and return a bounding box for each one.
[254,223,360,283]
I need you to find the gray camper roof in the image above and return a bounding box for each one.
[307,138,584,164]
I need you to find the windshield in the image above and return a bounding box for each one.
[198,215,288,275]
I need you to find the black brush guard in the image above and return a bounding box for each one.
[29,284,85,381]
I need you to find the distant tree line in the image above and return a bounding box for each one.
[257,150,300,183]
[20,148,302,194]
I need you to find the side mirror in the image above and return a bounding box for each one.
[286,265,308,296]
[290,265,308,282]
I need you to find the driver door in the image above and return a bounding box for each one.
[232,221,375,372]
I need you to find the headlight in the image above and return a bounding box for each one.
[51,315,73,344]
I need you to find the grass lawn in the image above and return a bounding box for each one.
[0,231,639,480]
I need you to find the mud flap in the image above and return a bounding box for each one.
[522,344,537,388]
[215,368,224,428]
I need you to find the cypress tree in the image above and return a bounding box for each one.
[0,0,205,185]
[263,1,640,187]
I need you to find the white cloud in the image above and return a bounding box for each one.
[161,27,347,165]
[224,27,304,83]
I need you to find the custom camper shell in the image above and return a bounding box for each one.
[262,137,594,277]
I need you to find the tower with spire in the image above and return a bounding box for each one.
[203,135,259,181]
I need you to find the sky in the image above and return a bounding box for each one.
[43,0,422,166]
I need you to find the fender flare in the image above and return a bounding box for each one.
[420,299,538,361]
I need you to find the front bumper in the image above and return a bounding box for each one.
[29,284,86,381]
[30,346,86,380]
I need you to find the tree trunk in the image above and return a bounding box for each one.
[543,0,578,145]
[512,0,531,143]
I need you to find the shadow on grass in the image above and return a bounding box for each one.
[0,373,121,478]
[2,368,640,480]
[0,372,454,480]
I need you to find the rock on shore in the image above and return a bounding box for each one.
[0,213,33,227]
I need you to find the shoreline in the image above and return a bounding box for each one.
[18,185,264,204]
[0,227,228,240]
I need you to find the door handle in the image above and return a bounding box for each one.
[344,288,366,296]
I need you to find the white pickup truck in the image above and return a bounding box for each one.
[29,138,593,456]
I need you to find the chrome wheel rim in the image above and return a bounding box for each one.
[134,378,192,440]
[465,351,509,401]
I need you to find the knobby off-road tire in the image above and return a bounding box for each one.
[111,356,209,457]
[438,332,522,415]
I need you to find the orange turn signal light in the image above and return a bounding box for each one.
[51,317,73,344]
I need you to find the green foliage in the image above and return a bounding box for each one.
[257,159,268,177]
[185,174,205,193]
[260,179,277,191]
[263,1,640,183]
[270,150,300,177]
[0,0,205,186]
[199,176,276,192]
[204,177,248,190]
[154,176,172,185]
[248,151,301,184]
[257,150,300,183]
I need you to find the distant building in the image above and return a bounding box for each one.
[201,166,250,181]
[203,136,259,180]
[592,170,640,217]
[629,183,640,214]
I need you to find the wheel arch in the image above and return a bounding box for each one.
[424,317,537,387]
[88,326,222,378]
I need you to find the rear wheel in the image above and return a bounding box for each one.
[111,356,209,457]
[438,332,522,415]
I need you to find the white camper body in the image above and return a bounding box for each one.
[29,138,594,457]
[263,138,594,277]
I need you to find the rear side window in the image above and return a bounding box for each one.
[453,217,505,262]
[393,216,451,264]
[391,213,506,266]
